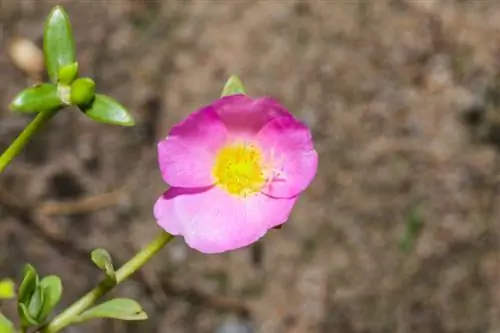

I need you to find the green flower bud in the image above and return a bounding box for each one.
[70,77,96,107]
[57,62,78,85]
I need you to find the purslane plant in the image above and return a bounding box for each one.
[0,5,318,333]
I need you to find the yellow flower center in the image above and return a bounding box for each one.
[212,142,266,197]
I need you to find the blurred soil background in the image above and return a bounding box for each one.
[1,0,500,332]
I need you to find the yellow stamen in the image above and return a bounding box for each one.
[212,142,266,197]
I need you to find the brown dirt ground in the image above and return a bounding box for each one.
[1,0,500,332]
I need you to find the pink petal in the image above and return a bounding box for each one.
[174,186,297,253]
[249,193,298,230]
[212,95,292,136]
[158,106,227,187]
[257,116,318,198]
[154,186,213,236]
[154,188,184,236]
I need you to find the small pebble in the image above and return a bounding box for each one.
[8,37,44,80]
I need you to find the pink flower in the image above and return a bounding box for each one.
[154,94,318,253]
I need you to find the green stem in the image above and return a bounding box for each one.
[0,108,58,174]
[41,231,174,333]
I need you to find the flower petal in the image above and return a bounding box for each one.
[154,189,183,236]
[154,186,213,236]
[175,187,297,253]
[212,94,292,136]
[257,116,318,198]
[158,106,227,187]
[249,193,298,230]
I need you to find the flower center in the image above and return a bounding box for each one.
[212,142,266,197]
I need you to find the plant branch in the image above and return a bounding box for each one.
[0,108,58,174]
[0,187,251,327]
[40,231,174,333]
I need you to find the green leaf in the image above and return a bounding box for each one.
[9,83,62,113]
[38,275,63,322]
[44,6,76,83]
[58,62,79,85]
[71,77,96,107]
[27,284,44,321]
[0,279,15,299]
[91,248,116,282]
[221,75,246,97]
[0,313,14,333]
[82,94,135,126]
[76,298,148,323]
[18,264,38,305]
[18,303,38,327]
